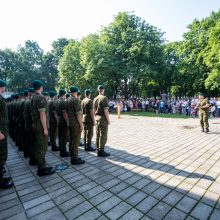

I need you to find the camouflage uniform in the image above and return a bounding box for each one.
[198,98,210,129]
[0,95,9,182]
[93,95,109,151]
[31,93,48,169]
[81,97,94,149]
[66,96,82,160]
[48,99,58,149]
[24,98,35,163]
[56,98,68,154]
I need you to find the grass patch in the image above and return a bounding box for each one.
[118,111,189,119]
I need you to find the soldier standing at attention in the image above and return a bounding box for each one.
[48,91,59,151]
[197,93,210,133]
[81,89,96,151]
[94,85,110,157]
[56,89,70,157]
[0,80,14,189]
[21,90,29,157]
[24,88,36,165]
[66,86,85,165]
[31,80,55,176]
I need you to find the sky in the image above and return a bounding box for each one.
[0,0,220,52]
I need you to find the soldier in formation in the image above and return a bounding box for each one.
[1,79,111,189]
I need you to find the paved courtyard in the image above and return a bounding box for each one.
[1,115,220,220]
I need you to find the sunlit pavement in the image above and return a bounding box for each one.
[1,115,220,220]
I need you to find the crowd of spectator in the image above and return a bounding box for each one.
[108,96,220,117]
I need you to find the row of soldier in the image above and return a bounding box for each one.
[0,79,110,189]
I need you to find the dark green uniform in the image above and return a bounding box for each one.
[31,93,48,169]
[93,95,109,151]
[56,98,68,154]
[24,98,34,163]
[198,98,210,129]
[48,99,58,149]
[0,95,9,182]
[66,96,82,160]
[81,97,94,148]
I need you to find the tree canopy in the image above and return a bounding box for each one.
[0,11,220,97]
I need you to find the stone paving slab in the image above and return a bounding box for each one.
[0,115,220,220]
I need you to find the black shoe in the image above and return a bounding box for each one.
[201,128,204,132]
[97,150,110,157]
[60,151,70,157]
[52,146,60,151]
[71,158,85,165]
[0,180,14,189]
[29,160,37,166]
[37,167,55,176]
[205,128,209,133]
[85,146,96,152]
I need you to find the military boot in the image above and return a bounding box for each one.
[60,151,70,157]
[71,158,85,165]
[97,150,110,157]
[0,180,14,189]
[85,144,96,152]
[205,128,209,133]
[37,167,55,176]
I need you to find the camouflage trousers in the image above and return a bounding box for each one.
[199,111,209,129]
[34,130,48,169]
[96,118,108,151]
[25,126,34,159]
[0,138,7,181]
[69,126,81,160]
[84,123,93,147]
[49,123,58,148]
[58,123,68,152]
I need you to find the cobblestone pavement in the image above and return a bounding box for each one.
[1,115,220,220]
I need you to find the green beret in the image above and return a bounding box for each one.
[77,90,81,96]
[32,80,44,90]
[28,88,35,93]
[49,91,57,97]
[23,90,29,96]
[59,89,66,96]
[0,80,6,87]
[66,93,70,98]
[70,86,78,93]
[85,89,91,96]
[98,85,104,90]
[43,92,48,96]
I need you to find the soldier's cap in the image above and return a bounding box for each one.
[49,91,57,97]
[0,80,7,87]
[77,90,81,96]
[66,93,70,98]
[32,80,44,90]
[70,86,78,93]
[59,89,66,96]
[23,90,29,96]
[28,88,35,93]
[85,89,91,96]
[97,85,104,91]
[43,92,48,96]
[19,92,24,96]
